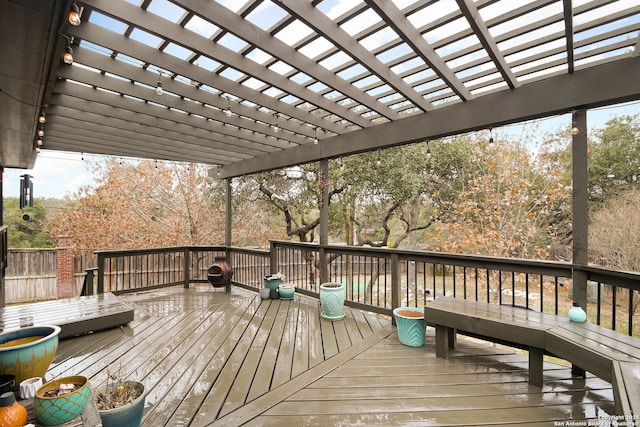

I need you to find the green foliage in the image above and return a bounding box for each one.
[588,115,640,206]
[3,197,55,248]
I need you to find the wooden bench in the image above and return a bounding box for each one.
[1,293,134,339]
[426,296,640,416]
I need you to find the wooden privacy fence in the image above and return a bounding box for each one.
[5,249,96,304]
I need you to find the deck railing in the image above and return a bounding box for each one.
[89,241,640,336]
[0,226,7,307]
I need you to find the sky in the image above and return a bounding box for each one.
[3,99,639,200]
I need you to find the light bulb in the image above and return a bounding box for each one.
[39,114,46,124]
[68,3,81,26]
[156,81,163,95]
[63,46,73,64]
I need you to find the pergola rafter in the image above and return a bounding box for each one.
[1,0,639,176]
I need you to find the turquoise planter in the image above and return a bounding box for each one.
[319,282,345,321]
[97,381,146,427]
[264,275,283,291]
[393,307,426,347]
[0,325,60,387]
[278,284,295,300]
[34,375,90,425]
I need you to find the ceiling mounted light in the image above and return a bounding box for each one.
[63,41,73,64]
[156,71,163,95]
[68,2,82,26]
[273,113,279,133]
[313,127,319,144]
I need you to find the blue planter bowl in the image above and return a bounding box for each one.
[278,284,295,299]
[0,325,60,387]
[393,307,426,347]
[34,375,90,425]
[264,275,283,290]
[96,381,146,427]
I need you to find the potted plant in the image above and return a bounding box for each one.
[33,375,90,425]
[94,367,146,427]
[393,307,426,347]
[319,282,345,321]
[0,325,61,387]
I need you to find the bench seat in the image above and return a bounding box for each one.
[426,296,640,416]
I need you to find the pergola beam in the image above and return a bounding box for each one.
[173,0,399,122]
[219,56,640,178]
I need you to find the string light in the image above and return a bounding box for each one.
[68,2,82,26]
[155,70,163,95]
[222,95,231,117]
[571,122,580,135]
[63,40,73,65]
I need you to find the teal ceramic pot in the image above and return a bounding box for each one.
[96,381,146,427]
[278,284,295,300]
[34,375,90,425]
[0,326,60,387]
[393,307,426,347]
[319,282,345,321]
[263,275,283,290]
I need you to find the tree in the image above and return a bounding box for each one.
[588,115,640,206]
[590,187,640,270]
[425,136,571,260]
[336,144,445,249]
[3,197,54,248]
[237,163,343,243]
[47,159,225,251]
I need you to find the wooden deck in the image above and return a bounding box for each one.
[46,286,616,426]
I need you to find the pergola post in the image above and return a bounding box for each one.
[572,109,588,311]
[319,159,329,284]
[225,178,232,247]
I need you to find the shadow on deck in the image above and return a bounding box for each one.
[47,286,615,426]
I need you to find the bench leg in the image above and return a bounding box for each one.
[528,347,544,388]
[435,325,456,358]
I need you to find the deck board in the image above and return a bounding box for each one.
[43,286,617,426]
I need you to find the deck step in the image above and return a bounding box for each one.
[1,293,134,339]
